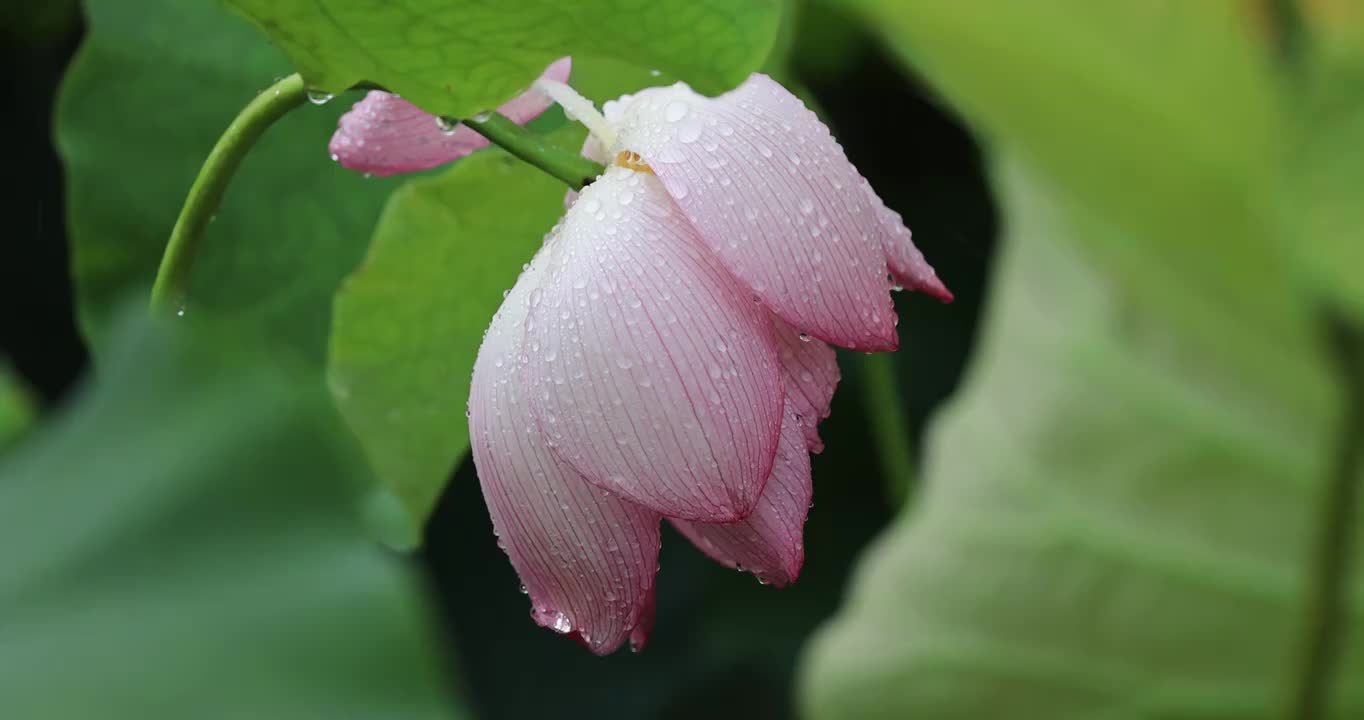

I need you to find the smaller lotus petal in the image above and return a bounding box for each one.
[469,249,661,655]
[329,57,571,176]
[670,407,811,586]
[773,317,840,453]
[864,184,954,302]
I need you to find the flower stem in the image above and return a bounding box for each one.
[150,73,308,313]
[859,352,918,510]
[1290,313,1363,720]
[150,77,602,314]
[461,112,604,191]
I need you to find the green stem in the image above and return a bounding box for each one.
[150,77,604,313]
[1291,314,1363,720]
[859,352,918,510]
[150,73,308,313]
[460,112,604,191]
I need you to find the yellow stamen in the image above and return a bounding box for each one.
[614,150,654,174]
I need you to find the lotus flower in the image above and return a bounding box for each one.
[331,69,950,654]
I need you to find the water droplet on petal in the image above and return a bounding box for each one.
[664,100,689,123]
[677,118,703,144]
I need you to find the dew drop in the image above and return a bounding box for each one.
[677,119,703,144]
[798,333,812,342]
[305,88,333,105]
[664,100,689,123]
[435,116,460,134]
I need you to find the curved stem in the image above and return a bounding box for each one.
[460,112,604,191]
[859,352,918,510]
[150,73,308,313]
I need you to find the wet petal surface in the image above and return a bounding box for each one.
[526,166,784,522]
[469,249,661,655]
[671,407,811,586]
[611,74,901,350]
[773,316,840,452]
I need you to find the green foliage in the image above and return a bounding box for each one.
[329,148,566,532]
[57,0,402,365]
[846,0,1314,407]
[0,365,34,449]
[1282,5,1364,322]
[0,310,464,719]
[225,0,780,117]
[801,2,1364,717]
[802,158,1359,718]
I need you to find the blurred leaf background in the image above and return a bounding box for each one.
[1,0,1360,718]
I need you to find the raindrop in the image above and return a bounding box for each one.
[549,612,573,634]
[664,100,689,123]
[305,88,333,105]
[677,119,703,144]
[799,198,815,215]
[435,116,460,134]
[472,111,492,122]
[798,333,812,342]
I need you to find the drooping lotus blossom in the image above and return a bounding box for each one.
[332,70,950,654]
[329,57,571,176]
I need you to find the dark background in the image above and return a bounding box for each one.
[0,3,998,717]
